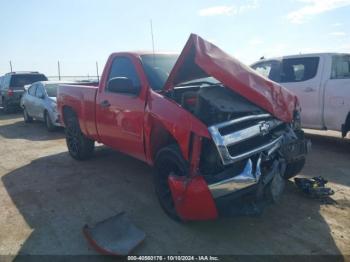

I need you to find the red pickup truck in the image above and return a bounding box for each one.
[57,34,310,221]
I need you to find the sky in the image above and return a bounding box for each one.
[0,0,349,77]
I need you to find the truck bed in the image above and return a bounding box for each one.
[57,84,99,139]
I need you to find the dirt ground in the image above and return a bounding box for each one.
[0,112,349,257]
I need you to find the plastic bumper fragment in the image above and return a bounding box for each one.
[168,175,218,221]
[83,212,145,256]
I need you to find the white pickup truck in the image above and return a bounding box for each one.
[251,53,350,137]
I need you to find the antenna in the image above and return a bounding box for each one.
[150,19,155,65]
[9,61,13,72]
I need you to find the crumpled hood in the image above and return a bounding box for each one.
[163,34,299,123]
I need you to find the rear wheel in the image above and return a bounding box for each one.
[23,108,33,123]
[154,144,188,221]
[65,114,94,160]
[283,158,306,180]
[45,111,56,132]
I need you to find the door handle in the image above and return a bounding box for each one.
[304,87,316,92]
[100,100,111,108]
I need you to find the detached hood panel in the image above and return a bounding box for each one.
[163,34,298,123]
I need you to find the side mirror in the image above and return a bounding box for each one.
[107,77,139,95]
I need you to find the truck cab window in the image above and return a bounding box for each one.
[331,55,350,79]
[280,57,319,83]
[107,57,140,92]
[252,60,281,82]
[253,62,272,78]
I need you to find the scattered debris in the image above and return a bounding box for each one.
[83,212,145,256]
[294,176,334,198]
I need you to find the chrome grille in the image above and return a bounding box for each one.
[208,114,284,165]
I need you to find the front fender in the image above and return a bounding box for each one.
[145,90,210,164]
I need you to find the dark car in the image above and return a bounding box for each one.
[0,71,48,113]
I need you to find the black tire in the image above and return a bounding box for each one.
[44,111,56,132]
[154,144,188,221]
[23,108,33,123]
[283,157,306,180]
[2,98,11,114]
[65,114,94,160]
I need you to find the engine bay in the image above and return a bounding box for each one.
[166,84,265,126]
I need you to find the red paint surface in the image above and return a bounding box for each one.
[168,175,218,221]
[163,34,299,123]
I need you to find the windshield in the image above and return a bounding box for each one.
[10,74,48,89]
[45,84,58,97]
[141,54,178,90]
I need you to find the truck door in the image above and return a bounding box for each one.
[323,54,350,132]
[96,55,146,161]
[279,56,323,129]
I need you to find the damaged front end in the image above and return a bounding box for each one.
[162,34,310,220]
[167,84,310,219]
[204,110,310,216]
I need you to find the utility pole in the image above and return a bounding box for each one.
[9,61,13,72]
[96,61,99,82]
[57,61,61,80]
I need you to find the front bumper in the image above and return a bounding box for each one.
[168,136,310,221]
[168,160,281,221]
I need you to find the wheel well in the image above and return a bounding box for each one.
[150,122,178,162]
[62,106,77,125]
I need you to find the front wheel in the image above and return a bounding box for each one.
[283,158,306,180]
[65,114,94,160]
[154,145,188,221]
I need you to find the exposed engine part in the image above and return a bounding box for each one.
[168,85,265,126]
[195,86,264,125]
[266,164,285,202]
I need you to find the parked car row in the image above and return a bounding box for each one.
[0,71,98,131]
[0,71,48,113]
